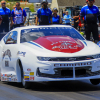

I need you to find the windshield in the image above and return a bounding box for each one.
[20,27,85,43]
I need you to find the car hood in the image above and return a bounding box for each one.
[33,36,84,53]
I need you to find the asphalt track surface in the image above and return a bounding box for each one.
[0,80,100,100]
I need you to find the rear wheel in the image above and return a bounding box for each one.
[90,79,100,85]
[19,60,31,89]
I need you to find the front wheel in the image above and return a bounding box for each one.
[90,79,100,85]
[19,61,31,89]
[22,78,31,89]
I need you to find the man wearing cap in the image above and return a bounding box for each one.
[35,0,52,25]
[0,0,11,33]
[80,0,100,43]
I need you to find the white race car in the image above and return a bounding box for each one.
[0,25,100,88]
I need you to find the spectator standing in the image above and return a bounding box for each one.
[80,0,100,42]
[35,0,52,25]
[52,7,62,24]
[11,2,27,28]
[63,11,71,25]
[0,0,11,33]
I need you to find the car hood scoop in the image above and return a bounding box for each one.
[33,36,84,53]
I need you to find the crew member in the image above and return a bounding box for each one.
[35,0,52,25]
[11,2,27,28]
[80,0,100,42]
[52,7,62,24]
[0,0,11,33]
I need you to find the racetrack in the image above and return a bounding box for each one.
[0,80,100,100]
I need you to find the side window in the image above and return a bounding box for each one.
[5,31,18,44]
[4,32,11,43]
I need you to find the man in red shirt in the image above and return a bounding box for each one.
[0,15,2,25]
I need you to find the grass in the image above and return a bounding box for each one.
[0,2,35,12]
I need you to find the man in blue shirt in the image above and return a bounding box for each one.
[80,0,100,42]
[0,0,11,33]
[35,0,52,25]
[11,2,27,28]
[63,11,71,25]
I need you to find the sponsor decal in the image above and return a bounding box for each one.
[17,51,26,57]
[11,78,17,82]
[4,78,7,81]
[24,78,29,80]
[52,41,82,50]
[51,41,76,45]
[30,72,34,76]
[54,62,92,67]
[5,61,9,67]
[3,49,11,61]
[2,77,5,81]
[24,75,29,79]
[24,72,30,75]
[30,77,34,81]
[7,74,11,78]
[27,68,31,71]
[5,74,7,77]
[9,78,11,81]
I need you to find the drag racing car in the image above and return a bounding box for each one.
[0,25,100,89]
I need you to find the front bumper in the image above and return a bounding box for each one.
[35,59,100,82]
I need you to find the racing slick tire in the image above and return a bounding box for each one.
[90,79,100,85]
[19,60,31,89]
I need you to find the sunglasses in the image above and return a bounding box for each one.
[2,3,6,4]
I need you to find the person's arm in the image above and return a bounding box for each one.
[80,7,85,27]
[59,15,62,24]
[73,16,79,19]
[11,10,14,26]
[35,16,39,25]
[23,9,27,24]
[0,20,2,25]
[23,17,26,24]
[0,16,2,25]
[97,7,100,26]
[49,9,52,24]
[35,9,40,25]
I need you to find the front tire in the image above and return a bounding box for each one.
[90,79,100,85]
[19,60,31,89]
[22,78,31,89]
